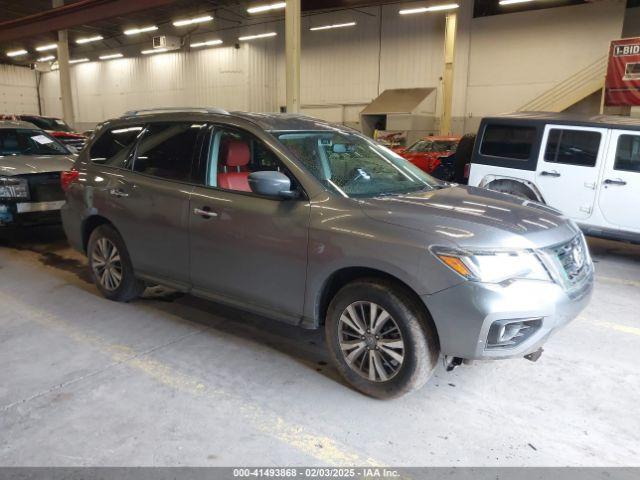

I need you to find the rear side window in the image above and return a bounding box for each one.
[133,122,203,182]
[480,124,536,160]
[614,134,640,172]
[90,125,143,166]
[543,129,600,167]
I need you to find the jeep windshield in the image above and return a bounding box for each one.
[275,130,442,198]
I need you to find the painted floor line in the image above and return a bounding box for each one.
[597,276,640,289]
[593,320,640,337]
[0,291,382,467]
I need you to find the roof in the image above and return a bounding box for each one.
[484,111,640,132]
[361,88,436,116]
[231,112,344,132]
[0,120,39,129]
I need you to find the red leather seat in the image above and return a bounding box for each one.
[218,140,251,192]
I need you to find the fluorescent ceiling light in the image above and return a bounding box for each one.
[310,21,356,31]
[36,43,57,51]
[6,49,28,57]
[499,0,533,4]
[69,58,90,64]
[37,55,55,61]
[399,3,459,14]
[173,14,213,27]
[141,48,168,55]
[190,39,223,48]
[238,32,277,41]
[124,25,158,35]
[99,53,123,60]
[247,2,286,14]
[76,35,103,44]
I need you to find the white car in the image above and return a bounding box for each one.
[468,112,640,244]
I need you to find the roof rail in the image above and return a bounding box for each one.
[122,107,229,117]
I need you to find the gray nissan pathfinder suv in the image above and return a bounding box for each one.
[61,108,594,398]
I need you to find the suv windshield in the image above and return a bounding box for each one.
[275,130,442,198]
[22,116,73,132]
[0,129,69,156]
[407,140,458,153]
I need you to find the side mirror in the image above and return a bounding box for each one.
[248,171,298,199]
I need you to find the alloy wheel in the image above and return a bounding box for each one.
[91,237,123,291]
[338,301,405,382]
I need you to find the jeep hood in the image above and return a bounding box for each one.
[359,185,579,249]
[0,155,75,176]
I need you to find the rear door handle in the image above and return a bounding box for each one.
[540,170,561,177]
[603,178,627,186]
[193,207,218,219]
[109,188,129,198]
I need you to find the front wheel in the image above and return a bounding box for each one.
[325,279,439,399]
[88,224,144,302]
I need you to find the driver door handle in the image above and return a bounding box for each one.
[603,178,627,186]
[540,170,561,178]
[108,188,129,198]
[193,207,218,219]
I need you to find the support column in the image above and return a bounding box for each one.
[285,0,301,114]
[440,12,457,136]
[53,0,75,127]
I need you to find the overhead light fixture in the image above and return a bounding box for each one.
[499,0,533,4]
[37,55,55,62]
[76,35,103,44]
[69,58,90,64]
[36,43,57,52]
[6,49,28,57]
[190,39,223,48]
[238,32,277,41]
[399,3,459,14]
[99,53,123,60]
[247,2,286,14]
[173,14,213,27]
[124,25,158,35]
[310,21,357,31]
[141,48,168,55]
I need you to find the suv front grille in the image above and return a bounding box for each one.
[544,235,591,291]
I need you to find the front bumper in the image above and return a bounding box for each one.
[422,272,593,360]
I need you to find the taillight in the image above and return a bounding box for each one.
[61,169,79,192]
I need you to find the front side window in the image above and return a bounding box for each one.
[90,125,144,166]
[0,129,69,156]
[133,123,203,182]
[275,130,441,198]
[543,128,601,167]
[614,134,640,173]
[480,124,537,160]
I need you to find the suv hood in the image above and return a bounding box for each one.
[0,155,75,176]
[360,185,579,249]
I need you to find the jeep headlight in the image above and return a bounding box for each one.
[431,246,551,284]
[0,176,29,200]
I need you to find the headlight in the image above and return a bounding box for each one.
[0,176,29,200]
[431,246,551,283]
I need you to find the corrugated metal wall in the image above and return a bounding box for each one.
[0,64,39,116]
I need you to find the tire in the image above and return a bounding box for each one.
[87,224,144,302]
[452,133,476,184]
[325,279,439,399]
[487,180,538,201]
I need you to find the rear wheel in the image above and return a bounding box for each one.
[325,279,439,399]
[88,224,144,302]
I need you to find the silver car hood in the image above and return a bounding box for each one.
[360,185,580,249]
[0,155,75,176]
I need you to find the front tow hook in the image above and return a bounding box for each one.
[524,347,544,362]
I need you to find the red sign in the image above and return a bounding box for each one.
[605,37,640,106]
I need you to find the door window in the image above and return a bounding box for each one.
[543,129,600,167]
[133,123,203,182]
[614,134,640,173]
[480,124,536,160]
[90,125,143,166]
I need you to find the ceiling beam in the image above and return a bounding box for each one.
[0,0,177,44]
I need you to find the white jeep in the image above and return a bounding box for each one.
[468,112,640,244]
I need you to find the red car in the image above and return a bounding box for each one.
[394,135,461,174]
[2,114,87,151]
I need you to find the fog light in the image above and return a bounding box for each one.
[486,318,542,349]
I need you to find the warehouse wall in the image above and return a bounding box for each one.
[0,64,40,116]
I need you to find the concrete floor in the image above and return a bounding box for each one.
[0,226,638,467]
